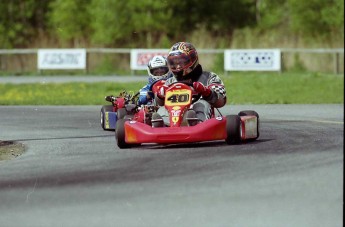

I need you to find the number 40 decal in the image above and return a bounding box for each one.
[167,93,189,103]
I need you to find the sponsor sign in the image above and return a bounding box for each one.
[38,49,86,69]
[224,49,281,71]
[130,49,169,70]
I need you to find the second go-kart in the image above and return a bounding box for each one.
[115,82,260,148]
[100,91,139,131]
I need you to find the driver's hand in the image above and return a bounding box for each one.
[193,82,211,97]
[157,85,168,99]
[151,80,166,94]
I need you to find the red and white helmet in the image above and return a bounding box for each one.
[147,55,170,84]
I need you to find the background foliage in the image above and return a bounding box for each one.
[0,0,343,48]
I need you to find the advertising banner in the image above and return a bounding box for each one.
[130,49,169,70]
[38,49,86,69]
[224,49,281,71]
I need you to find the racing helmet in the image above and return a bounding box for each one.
[147,55,170,84]
[167,42,199,80]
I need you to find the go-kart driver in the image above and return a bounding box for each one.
[137,55,173,105]
[153,41,227,127]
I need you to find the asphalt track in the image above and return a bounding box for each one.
[0,104,343,227]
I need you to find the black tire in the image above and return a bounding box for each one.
[225,115,242,144]
[116,109,134,121]
[238,110,260,139]
[117,108,128,120]
[115,119,130,148]
[100,105,114,130]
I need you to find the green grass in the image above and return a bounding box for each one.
[225,72,344,104]
[0,72,343,105]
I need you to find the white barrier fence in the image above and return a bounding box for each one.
[0,48,343,74]
[37,49,86,70]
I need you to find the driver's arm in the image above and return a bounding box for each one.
[204,73,227,108]
[153,78,175,106]
[138,84,151,105]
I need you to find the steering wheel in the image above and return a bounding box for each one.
[169,81,202,104]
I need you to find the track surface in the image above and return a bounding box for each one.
[0,104,343,227]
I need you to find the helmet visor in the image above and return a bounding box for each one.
[168,54,191,72]
[150,67,169,76]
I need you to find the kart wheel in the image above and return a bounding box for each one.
[100,105,114,130]
[238,110,260,139]
[225,115,242,144]
[115,119,130,149]
[124,114,134,120]
[117,108,127,120]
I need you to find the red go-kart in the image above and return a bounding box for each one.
[115,82,259,148]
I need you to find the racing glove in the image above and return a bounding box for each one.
[151,80,166,94]
[156,85,168,99]
[193,82,211,98]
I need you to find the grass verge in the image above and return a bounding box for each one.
[0,72,343,105]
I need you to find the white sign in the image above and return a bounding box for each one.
[224,49,281,71]
[38,49,86,69]
[130,49,169,70]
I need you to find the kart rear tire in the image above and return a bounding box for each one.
[100,105,114,131]
[238,110,260,139]
[117,108,127,120]
[225,115,242,144]
[115,119,131,149]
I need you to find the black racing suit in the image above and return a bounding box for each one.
[155,64,227,124]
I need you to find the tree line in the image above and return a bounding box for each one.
[0,0,343,48]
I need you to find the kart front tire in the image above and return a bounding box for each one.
[117,108,127,120]
[100,105,114,130]
[225,115,242,144]
[115,119,131,149]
